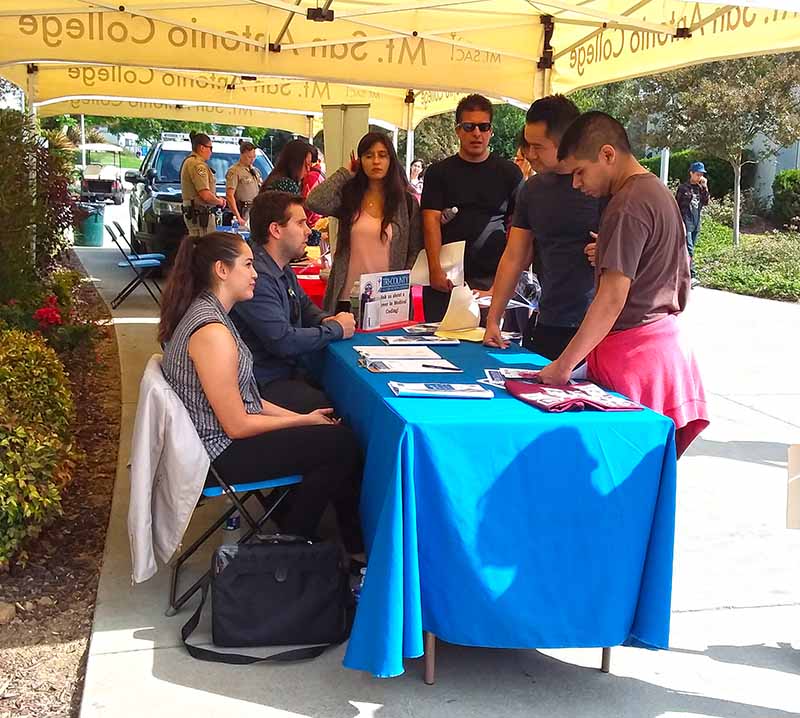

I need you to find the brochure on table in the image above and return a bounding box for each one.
[358,270,411,330]
[435,285,485,342]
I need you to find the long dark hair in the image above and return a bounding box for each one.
[338,132,410,243]
[158,232,247,344]
[264,139,312,186]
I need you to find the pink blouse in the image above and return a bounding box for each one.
[339,211,393,300]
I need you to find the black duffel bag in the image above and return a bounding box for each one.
[181,534,353,664]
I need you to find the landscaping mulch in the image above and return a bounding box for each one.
[0,250,121,718]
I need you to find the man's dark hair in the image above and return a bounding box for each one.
[517,128,529,152]
[525,94,580,143]
[557,111,632,161]
[455,93,493,124]
[249,191,305,246]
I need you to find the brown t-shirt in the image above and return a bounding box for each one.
[596,172,690,331]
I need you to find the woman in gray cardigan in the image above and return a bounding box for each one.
[306,132,422,313]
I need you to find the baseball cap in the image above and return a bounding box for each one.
[689,161,707,174]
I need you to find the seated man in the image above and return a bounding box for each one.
[232,191,355,413]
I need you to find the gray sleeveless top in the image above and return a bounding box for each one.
[162,291,262,460]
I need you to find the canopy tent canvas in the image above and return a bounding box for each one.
[36,97,321,136]
[0,62,473,130]
[1,1,799,107]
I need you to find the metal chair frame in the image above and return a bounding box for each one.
[166,464,302,615]
[105,224,162,309]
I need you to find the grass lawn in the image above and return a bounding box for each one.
[695,220,800,302]
[75,151,142,169]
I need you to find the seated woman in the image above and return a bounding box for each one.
[306,132,423,313]
[159,232,364,559]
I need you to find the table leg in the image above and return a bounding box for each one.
[601,647,611,673]
[424,632,436,685]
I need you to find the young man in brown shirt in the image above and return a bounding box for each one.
[537,112,708,456]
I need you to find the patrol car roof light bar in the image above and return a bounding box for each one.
[160,132,253,144]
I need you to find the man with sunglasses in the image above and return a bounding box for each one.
[421,94,524,321]
[231,191,355,412]
[180,131,227,237]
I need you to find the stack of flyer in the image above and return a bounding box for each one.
[388,382,493,399]
[354,345,460,373]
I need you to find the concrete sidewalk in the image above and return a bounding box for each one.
[76,246,800,718]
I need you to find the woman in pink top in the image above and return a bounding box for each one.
[306,132,422,312]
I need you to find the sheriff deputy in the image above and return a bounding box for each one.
[181,131,226,236]
[225,140,262,226]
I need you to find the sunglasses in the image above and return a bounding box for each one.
[457,122,492,133]
[201,144,212,150]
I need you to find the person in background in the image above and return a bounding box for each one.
[224,140,262,227]
[302,146,326,228]
[538,111,708,457]
[159,232,364,559]
[513,131,534,181]
[306,131,423,313]
[231,191,354,413]
[421,94,524,322]
[262,139,313,194]
[675,161,709,285]
[180,131,226,237]
[484,95,600,360]
[409,158,425,198]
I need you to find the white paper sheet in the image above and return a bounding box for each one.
[438,284,480,332]
[409,241,466,287]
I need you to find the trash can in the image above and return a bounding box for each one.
[74,202,105,247]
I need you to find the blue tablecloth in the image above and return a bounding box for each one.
[320,334,677,678]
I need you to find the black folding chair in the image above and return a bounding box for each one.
[105,224,163,309]
[167,466,303,614]
[112,220,166,262]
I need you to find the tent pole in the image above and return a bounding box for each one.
[406,129,415,177]
[307,114,314,143]
[81,114,87,167]
[26,63,38,262]
[404,90,415,176]
[659,147,671,185]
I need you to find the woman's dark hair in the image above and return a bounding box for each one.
[239,140,256,153]
[158,232,247,344]
[309,145,320,163]
[189,131,211,152]
[264,139,313,186]
[337,132,410,243]
[411,158,424,169]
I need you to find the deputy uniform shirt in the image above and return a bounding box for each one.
[181,152,216,207]
[512,172,601,328]
[421,153,523,288]
[226,162,262,204]
[596,172,690,332]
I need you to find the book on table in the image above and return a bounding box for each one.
[388,381,493,398]
[505,380,642,412]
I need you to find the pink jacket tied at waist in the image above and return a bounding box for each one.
[587,314,709,457]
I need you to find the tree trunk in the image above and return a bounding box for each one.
[732,160,742,248]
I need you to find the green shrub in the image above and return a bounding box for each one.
[640,149,755,198]
[0,329,74,442]
[48,269,82,313]
[771,169,800,227]
[694,220,800,302]
[0,423,70,565]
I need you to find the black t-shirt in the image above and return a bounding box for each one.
[421,153,523,288]
[513,172,601,328]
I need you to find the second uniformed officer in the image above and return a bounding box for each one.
[225,140,262,227]
[181,131,226,236]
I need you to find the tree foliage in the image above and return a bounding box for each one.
[634,54,800,245]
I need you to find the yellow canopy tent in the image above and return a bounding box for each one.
[0,62,471,130]
[1,1,799,106]
[35,97,321,136]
